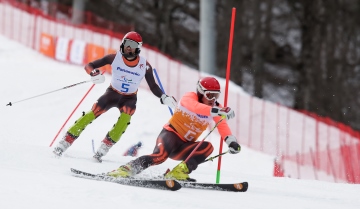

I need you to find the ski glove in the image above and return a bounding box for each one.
[210,107,235,120]
[160,94,177,109]
[90,69,105,84]
[225,135,241,154]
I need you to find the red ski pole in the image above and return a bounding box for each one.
[184,116,225,163]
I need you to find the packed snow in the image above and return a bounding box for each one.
[0,35,359,209]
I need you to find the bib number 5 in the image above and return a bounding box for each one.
[121,83,130,93]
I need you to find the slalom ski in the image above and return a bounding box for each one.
[180,181,248,192]
[161,168,248,192]
[70,168,181,191]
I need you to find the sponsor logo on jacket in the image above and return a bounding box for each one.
[116,67,140,76]
[197,114,208,119]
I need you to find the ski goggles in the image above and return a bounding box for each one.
[123,39,141,49]
[203,91,220,101]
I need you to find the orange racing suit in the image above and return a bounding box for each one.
[127,92,233,173]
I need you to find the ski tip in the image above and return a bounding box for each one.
[165,180,182,191]
[70,168,80,174]
[70,168,83,175]
[235,182,248,192]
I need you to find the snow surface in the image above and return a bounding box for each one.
[0,34,359,209]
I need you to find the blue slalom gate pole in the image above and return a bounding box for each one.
[153,68,173,115]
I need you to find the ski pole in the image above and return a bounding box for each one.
[184,116,225,163]
[204,151,228,163]
[6,79,92,106]
[49,79,99,147]
[153,68,173,115]
[92,139,96,154]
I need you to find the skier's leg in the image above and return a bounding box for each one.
[165,141,214,181]
[93,112,132,162]
[107,129,176,177]
[93,94,137,162]
[53,87,116,157]
[53,111,96,156]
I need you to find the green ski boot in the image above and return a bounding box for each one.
[107,165,133,178]
[164,161,196,182]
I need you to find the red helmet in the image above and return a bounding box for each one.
[120,31,143,58]
[197,77,221,101]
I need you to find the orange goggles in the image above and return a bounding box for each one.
[204,91,220,100]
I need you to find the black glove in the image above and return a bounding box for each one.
[90,68,100,76]
[225,135,241,154]
[228,141,241,154]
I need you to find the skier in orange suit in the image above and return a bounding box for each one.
[107,76,241,181]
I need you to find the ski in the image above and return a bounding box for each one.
[180,181,248,192]
[160,169,248,192]
[70,168,181,191]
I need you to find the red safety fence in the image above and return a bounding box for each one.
[1,0,359,184]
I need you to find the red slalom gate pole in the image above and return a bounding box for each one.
[49,71,105,147]
[49,84,96,147]
[216,7,236,183]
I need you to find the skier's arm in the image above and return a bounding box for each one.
[84,54,116,75]
[144,62,177,108]
[214,116,232,138]
[180,92,212,115]
[144,61,163,98]
[213,104,240,154]
[180,93,233,137]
